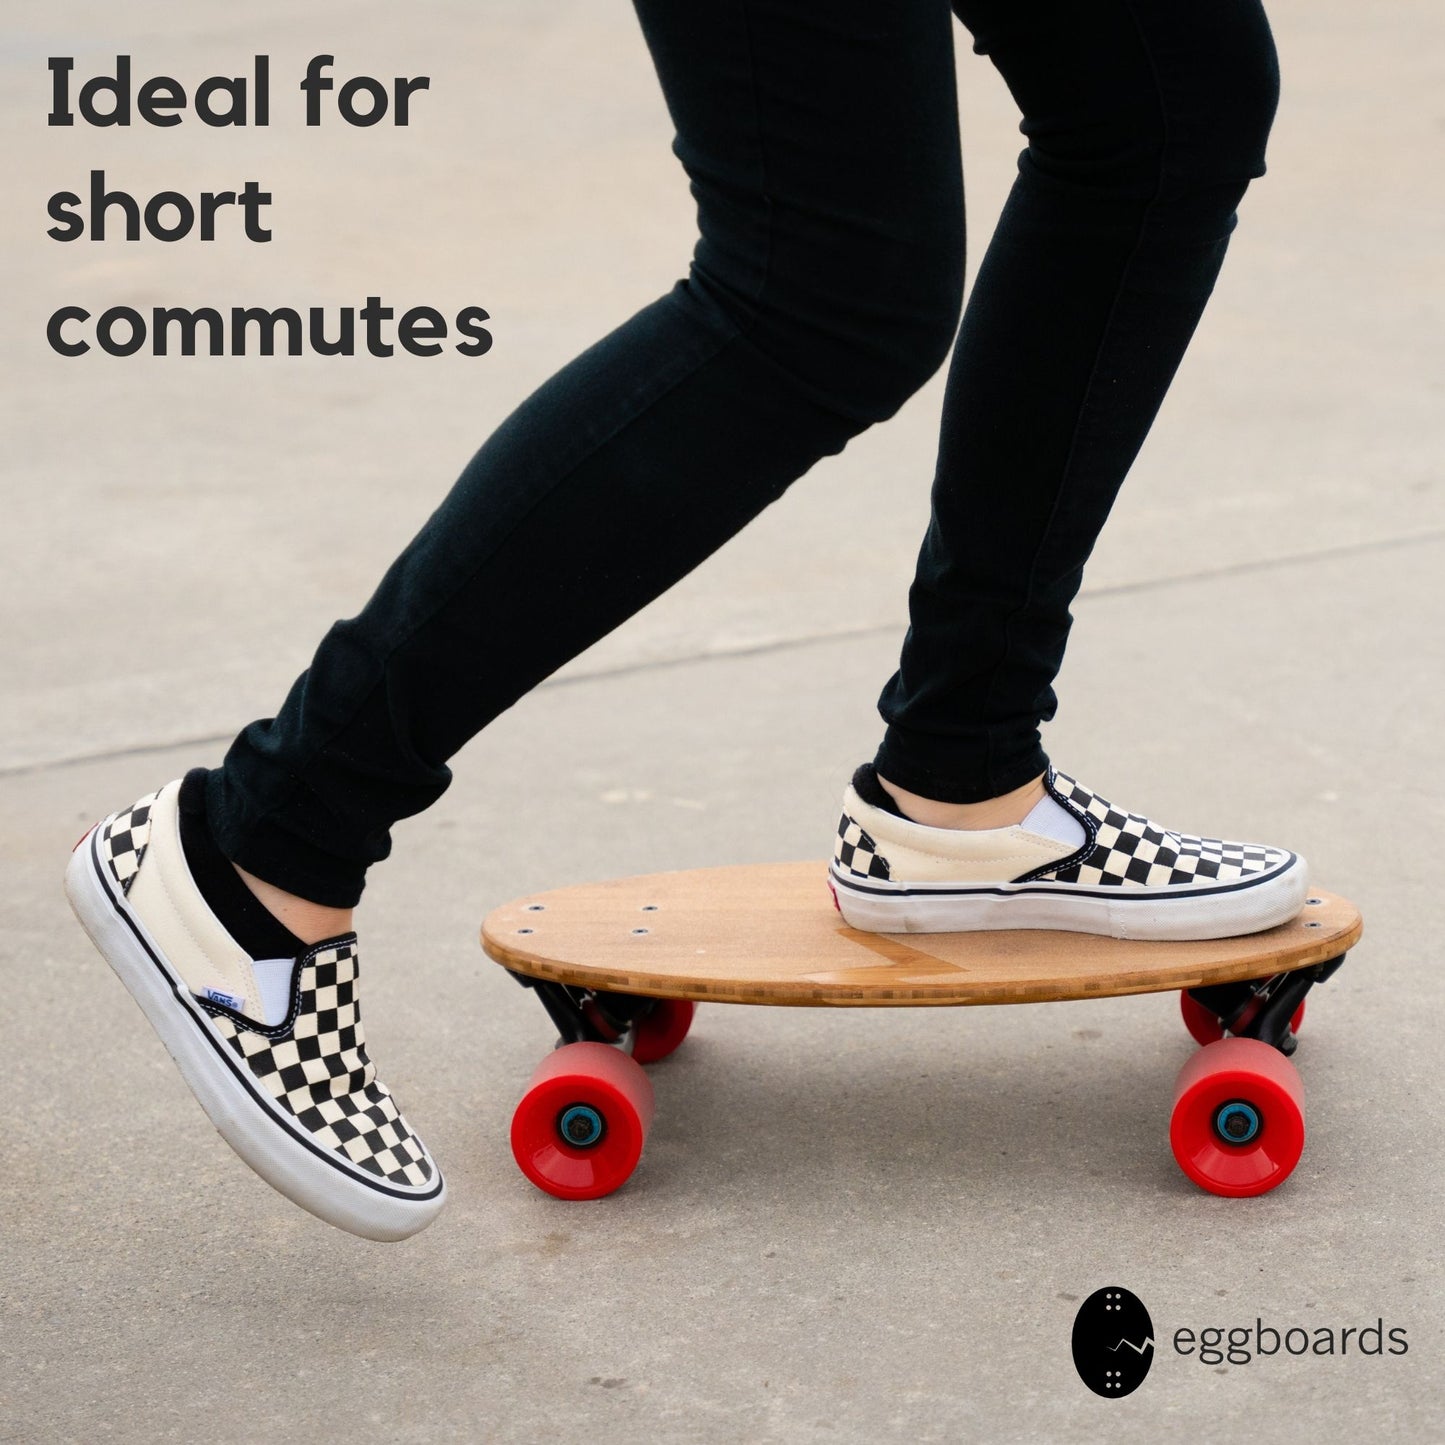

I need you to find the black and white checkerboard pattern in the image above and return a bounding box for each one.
[205,941,433,1188]
[834,812,892,881]
[100,791,160,896]
[1040,773,1287,889]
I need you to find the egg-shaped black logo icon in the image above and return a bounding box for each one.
[1072,1286,1154,1397]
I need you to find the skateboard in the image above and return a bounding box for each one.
[481,863,1362,1202]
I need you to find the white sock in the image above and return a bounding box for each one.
[250,956,298,1026]
[1021,793,1086,850]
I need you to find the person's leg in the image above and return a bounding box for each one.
[873,0,1281,810]
[69,0,968,1240]
[208,0,967,910]
[829,0,1302,938]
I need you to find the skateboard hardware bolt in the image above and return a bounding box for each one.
[516,927,534,935]
[1213,1100,1261,1145]
[526,904,546,912]
[1305,921,1321,929]
[1307,898,1323,906]
[558,1104,605,1148]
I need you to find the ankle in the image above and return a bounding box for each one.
[876,773,1048,831]
[232,864,354,946]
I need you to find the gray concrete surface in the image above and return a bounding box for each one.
[3,2,1442,1441]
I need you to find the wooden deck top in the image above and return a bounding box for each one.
[481,862,1362,1007]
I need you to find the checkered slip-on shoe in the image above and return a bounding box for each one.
[829,766,1308,940]
[65,777,445,1241]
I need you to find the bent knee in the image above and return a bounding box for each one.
[731,242,964,427]
[1163,16,1281,192]
[1019,8,1280,202]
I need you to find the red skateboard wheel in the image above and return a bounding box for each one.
[510,1042,655,1200]
[630,998,696,1065]
[1180,990,1226,1045]
[1170,1037,1305,1198]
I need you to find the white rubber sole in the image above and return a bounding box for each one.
[829,853,1309,940]
[65,822,445,1242]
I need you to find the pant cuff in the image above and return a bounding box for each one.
[872,731,1049,805]
[204,768,370,909]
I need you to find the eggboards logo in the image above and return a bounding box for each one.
[1072,1286,1155,1397]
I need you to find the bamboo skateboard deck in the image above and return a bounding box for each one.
[482,861,1361,1007]
[481,863,1362,1204]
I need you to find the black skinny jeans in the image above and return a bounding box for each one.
[208,0,1280,907]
